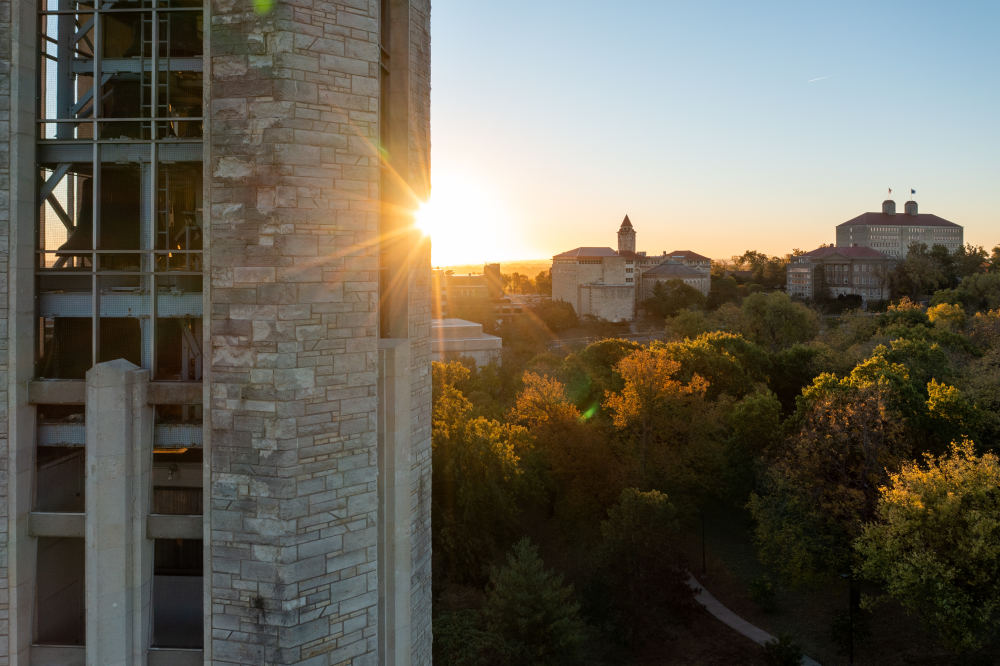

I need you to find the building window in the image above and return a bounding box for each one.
[35,405,86,513]
[35,537,86,646]
[37,0,204,380]
[152,538,204,648]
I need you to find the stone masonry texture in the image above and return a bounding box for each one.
[405,0,433,661]
[0,0,10,661]
[206,0,430,664]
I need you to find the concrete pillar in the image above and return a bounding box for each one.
[377,339,412,666]
[85,360,153,666]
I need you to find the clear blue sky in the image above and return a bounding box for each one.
[427,0,1000,264]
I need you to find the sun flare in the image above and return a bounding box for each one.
[415,171,530,266]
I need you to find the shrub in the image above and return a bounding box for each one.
[748,575,777,612]
[761,632,804,666]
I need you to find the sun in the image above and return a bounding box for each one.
[414,171,526,266]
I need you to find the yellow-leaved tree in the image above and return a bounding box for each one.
[857,441,1000,652]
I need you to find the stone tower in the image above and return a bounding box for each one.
[0,1,433,665]
[618,215,636,254]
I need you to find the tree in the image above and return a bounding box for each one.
[665,309,710,340]
[561,338,642,415]
[604,348,723,502]
[898,242,946,297]
[749,382,910,585]
[857,442,1000,652]
[953,243,989,278]
[508,373,626,520]
[433,611,515,666]
[482,538,585,666]
[530,299,577,332]
[740,292,821,351]
[708,275,741,309]
[588,489,695,645]
[642,279,706,317]
[652,331,771,401]
[433,361,536,582]
[534,270,553,297]
[927,303,966,330]
[604,349,707,479]
[990,244,1000,273]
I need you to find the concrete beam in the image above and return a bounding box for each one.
[146,515,202,540]
[28,512,85,538]
[29,380,202,405]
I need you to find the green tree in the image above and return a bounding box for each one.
[561,338,642,415]
[708,274,741,309]
[433,611,515,666]
[749,382,910,585]
[857,442,1000,652]
[589,488,695,645]
[652,331,771,401]
[898,242,946,297]
[605,348,724,503]
[508,373,626,520]
[482,538,585,666]
[530,299,577,332]
[643,279,707,317]
[432,362,535,582]
[535,269,553,297]
[740,292,821,351]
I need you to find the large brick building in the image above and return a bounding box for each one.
[787,246,895,304]
[0,1,432,665]
[552,216,710,321]
[836,198,964,257]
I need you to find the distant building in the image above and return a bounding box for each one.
[664,250,712,274]
[485,263,504,299]
[432,268,492,318]
[836,199,963,257]
[432,319,503,367]
[552,216,711,321]
[641,260,710,299]
[787,246,896,303]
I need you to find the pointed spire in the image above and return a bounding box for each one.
[620,215,632,228]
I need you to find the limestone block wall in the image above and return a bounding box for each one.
[582,285,634,322]
[406,3,433,663]
[207,2,385,664]
[602,256,626,284]
[0,1,10,661]
[551,260,579,309]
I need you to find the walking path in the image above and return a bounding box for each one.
[687,573,822,666]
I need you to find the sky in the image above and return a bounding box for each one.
[422,0,1000,267]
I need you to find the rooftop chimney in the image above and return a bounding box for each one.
[882,199,896,215]
[904,200,918,216]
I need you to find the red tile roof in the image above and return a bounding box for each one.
[553,247,619,259]
[666,250,711,262]
[837,212,959,228]
[799,246,892,259]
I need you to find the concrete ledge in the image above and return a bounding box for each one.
[28,513,86,538]
[28,380,202,405]
[29,380,85,405]
[29,645,85,666]
[149,649,204,666]
[147,382,203,405]
[147,515,202,540]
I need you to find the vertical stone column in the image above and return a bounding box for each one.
[208,1,383,664]
[85,360,152,666]
[377,339,411,666]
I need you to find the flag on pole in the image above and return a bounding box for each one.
[911,189,916,195]
[888,188,892,196]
